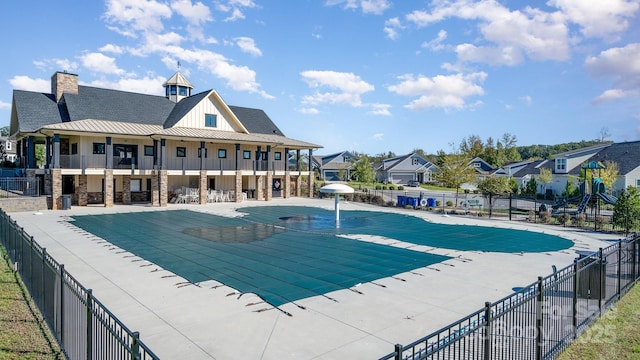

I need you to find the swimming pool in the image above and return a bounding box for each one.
[69,206,572,307]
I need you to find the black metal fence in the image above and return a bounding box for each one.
[0,177,40,197]
[379,232,640,360]
[0,209,158,360]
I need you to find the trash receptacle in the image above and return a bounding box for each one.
[397,195,406,207]
[427,198,436,207]
[62,194,72,210]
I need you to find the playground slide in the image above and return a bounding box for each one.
[596,192,617,205]
[576,194,591,214]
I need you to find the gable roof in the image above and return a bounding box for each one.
[579,141,640,175]
[11,90,64,133]
[228,106,284,136]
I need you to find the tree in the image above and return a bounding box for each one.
[35,144,45,168]
[476,176,513,215]
[613,186,640,233]
[538,168,553,197]
[0,126,8,137]
[459,134,484,159]
[351,156,375,184]
[524,177,538,195]
[600,160,619,192]
[433,152,477,206]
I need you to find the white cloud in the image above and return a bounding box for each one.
[387,72,487,111]
[373,133,384,140]
[99,44,125,54]
[325,0,390,14]
[422,30,447,50]
[405,1,570,65]
[33,58,79,73]
[235,37,262,56]
[215,0,256,22]
[519,95,533,105]
[104,0,172,34]
[586,43,640,103]
[299,107,320,115]
[9,76,50,92]
[384,17,402,40]
[80,52,126,75]
[369,103,391,116]
[85,75,168,96]
[0,101,11,110]
[300,70,374,107]
[549,0,639,40]
[171,0,212,25]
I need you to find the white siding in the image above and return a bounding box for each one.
[172,94,243,132]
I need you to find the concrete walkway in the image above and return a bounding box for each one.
[10,198,620,359]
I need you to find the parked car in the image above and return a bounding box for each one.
[407,180,420,187]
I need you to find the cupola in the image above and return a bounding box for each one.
[163,72,193,103]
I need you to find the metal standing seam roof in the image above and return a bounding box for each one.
[39,119,322,148]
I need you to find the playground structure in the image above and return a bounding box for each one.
[552,161,617,216]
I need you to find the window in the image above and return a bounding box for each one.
[93,143,105,154]
[5,141,11,151]
[71,143,78,155]
[637,179,640,188]
[205,114,217,127]
[243,150,251,159]
[274,152,282,161]
[260,152,267,160]
[218,149,227,158]
[179,87,187,96]
[412,158,419,165]
[198,148,208,158]
[556,158,566,171]
[130,179,141,192]
[170,85,177,95]
[472,162,481,168]
[144,145,154,156]
[176,147,186,157]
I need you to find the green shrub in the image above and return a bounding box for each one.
[388,185,396,190]
[558,213,571,225]
[446,200,453,207]
[375,185,382,190]
[397,186,404,190]
[574,214,586,227]
[539,211,552,223]
[436,201,441,207]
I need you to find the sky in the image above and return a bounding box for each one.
[2,0,640,156]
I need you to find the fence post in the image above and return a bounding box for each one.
[394,343,403,360]
[634,239,638,283]
[86,289,93,360]
[535,276,544,360]
[41,248,46,310]
[572,260,578,339]
[598,248,604,315]
[60,264,65,347]
[484,301,492,360]
[132,331,141,359]
[618,240,622,299]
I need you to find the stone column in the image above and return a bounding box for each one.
[308,175,314,198]
[199,170,207,204]
[296,176,302,197]
[122,175,131,204]
[159,170,168,207]
[283,172,291,199]
[266,172,273,201]
[78,175,88,206]
[104,169,114,207]
[256,176,264,200]
[235,173,242,203]
[51,169,62,210]
[151,171,160,206]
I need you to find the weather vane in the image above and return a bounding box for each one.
[177,61,181,70]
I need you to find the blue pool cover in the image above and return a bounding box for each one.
[69,207,572,307]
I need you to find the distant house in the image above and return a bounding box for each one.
[469,157,495,180]
[499,141,640,197]
[0,137,17,163]
[312,151,354,181]
[376,153,437,185]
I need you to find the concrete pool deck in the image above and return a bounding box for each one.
[10,198,621,359]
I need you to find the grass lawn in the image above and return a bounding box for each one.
[558,283,640,360]
[0,246,63,359]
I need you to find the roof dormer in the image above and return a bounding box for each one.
[163,72,193,103]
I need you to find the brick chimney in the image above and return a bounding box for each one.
[51,71,78,102]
